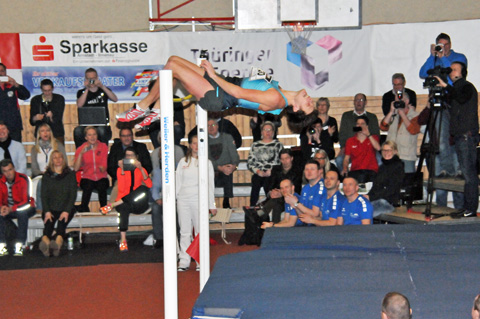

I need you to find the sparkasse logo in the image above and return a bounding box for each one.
[32,36,54,61]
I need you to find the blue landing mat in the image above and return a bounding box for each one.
[193,224,480,319]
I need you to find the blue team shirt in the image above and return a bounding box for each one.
[300,179,324,210]
[340,195,373,225]
[319,190,346,221]
[284,193,303,226]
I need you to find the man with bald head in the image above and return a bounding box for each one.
[381,292,412,319]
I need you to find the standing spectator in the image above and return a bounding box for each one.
[0,121,26,174]
[176,134,216,271]
[337,177,373,225]
[343,116,381,183]
[262,149,302,223]
[437,62,479,218]
[366,141,405,216]
[39,151,77,257]
[381,73,417,116]
[0,63,30,142]
[107,128,152,186]
[0,159,36,256]
[73,126,109,212]
[30,123,67,178]
[250,113,281,142]
[29,79,66,144]
[381,292,412,319]
[336,93,380,173]
[74,68,118,148]
[247,121,283,206]
[419,33,467,81]
[380,93,420,173]
[207,118,240,208]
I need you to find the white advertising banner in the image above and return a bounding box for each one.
[19,19,480,101]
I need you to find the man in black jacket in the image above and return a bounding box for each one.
[437,61,479,217]
[107,128,153,185]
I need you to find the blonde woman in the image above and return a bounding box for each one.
[31,123,67,178]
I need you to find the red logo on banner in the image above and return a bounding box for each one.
[32,36,54,61]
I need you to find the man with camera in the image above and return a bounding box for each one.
[435,62,479,218]
[29,79,66,144]
[336,93,380,174]
[0,63,30,142]
[380,92,420,173]
[419,33,467,82]
[74,68,118,148]
[381,73,417,116]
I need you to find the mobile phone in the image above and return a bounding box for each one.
[353,126,362,132]
[0,76,8,82]
[123,158,136,171]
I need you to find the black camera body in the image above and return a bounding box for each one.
[394,100,406,109]
[423,65,450,89]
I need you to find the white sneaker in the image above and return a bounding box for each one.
[13,242,24,257]
[135,109,160,129]
[116,104,149,122]
[143,234,154,246]
[0,243,8,256]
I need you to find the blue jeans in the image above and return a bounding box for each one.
[454,132,479,212]
[0,206,36,244]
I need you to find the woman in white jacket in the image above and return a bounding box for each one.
[176,134,217,271]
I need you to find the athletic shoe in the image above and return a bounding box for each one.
[100,204,112,215]
[119,240,128,252]
[0,243,8,256]
[177,267,189,272]
[196,265,200,271]
[13,243,24,257]
[134,109,160,130]
[116,104,149,122]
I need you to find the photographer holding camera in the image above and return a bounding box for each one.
[380,92,420,173]
[419,33,467,82]
[435,62,479,218]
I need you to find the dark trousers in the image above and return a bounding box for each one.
[0,206,36,244]
[454,133,479,212]
[250,174,270,206]
[79,178,109,212]
[42,209,76,239]
[215,170,234,198]
[262,197,285,223]
[74,125,112,148]
[117,202,140,232]
[151,201,163,240]
[348,169,377,184]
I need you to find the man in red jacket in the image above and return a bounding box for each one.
[0,159,36,256]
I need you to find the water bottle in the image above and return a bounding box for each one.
[67,236,74,251]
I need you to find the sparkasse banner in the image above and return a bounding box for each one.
[20,33,169,101]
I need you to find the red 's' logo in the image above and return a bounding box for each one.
[32,36,54,61]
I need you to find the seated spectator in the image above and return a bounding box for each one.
[31,123,67,178]
[39,151,77,257]
[107,128,152,186]
[189,115,242,149]
[381,292,412,319]
[283,160,325,221]
[366,141,405,217]
[0,121,26,175]
[299,170,345,226]
[337,177,373,225]
[247,121,283,206]
[262,149,302,223]
[380,93,420,173]
[29,79,66,144]
[207,118,240,209]
[472,294,480,319]
[74,126,109,212]
[261,178,301,228]
[343,115,381,184]
[313,149,340,176]
[0,159,36,256]
[106,147,152,252]
[31,123,67,211]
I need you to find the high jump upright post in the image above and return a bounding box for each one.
[196,103,211,291]
[160,70,178,319]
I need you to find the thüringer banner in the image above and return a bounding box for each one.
[19,19,480,102]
